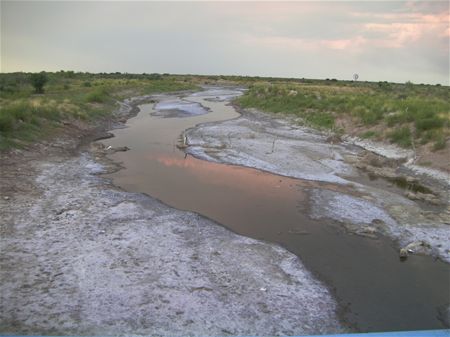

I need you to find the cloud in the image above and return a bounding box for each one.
[1,1,448,84]
[361,11,449,48]
[243,34,368,52]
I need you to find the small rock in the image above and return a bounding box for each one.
[3,196,10,201]
[114,146,130,152]
[405,191,440,205]
[326,134,342,144]
[405,176,418,184]
[405,240,430,251]
[106,146,130,153]
[371,218,385,226]
[437,304,450,327]
[356,225,378,239]
[399,248,408,260]
[400,241,431,258]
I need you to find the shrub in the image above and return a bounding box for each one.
[415,117,444,131]
[388,127,412,148]
[30,72,48,93]
[0,112,14,132]
[360,130,377,139]
[433,134,446,151]
[148,73,162,80]
[305,112,334,129]
[85,88,108,103]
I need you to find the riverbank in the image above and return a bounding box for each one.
[185,105,450,263]
[236,82,449,172]
[0,92,346,335]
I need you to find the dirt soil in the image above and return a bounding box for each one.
[0,95,346,335]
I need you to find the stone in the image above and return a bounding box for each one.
[405,191,441,205]
[399,248,408,259]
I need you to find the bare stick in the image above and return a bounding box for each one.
[271,138,277,153]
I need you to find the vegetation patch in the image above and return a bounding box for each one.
[0,71,198,150]
[360,130,378,139]
[387,127,412,148]
[236,80,449,150]
[2,72,448,154]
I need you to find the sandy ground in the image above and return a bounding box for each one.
[0,96,345,335]
[185,107,450,263]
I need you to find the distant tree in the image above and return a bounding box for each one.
[30,72,48,93]
[64,70,75,78]
[148,73,162,80]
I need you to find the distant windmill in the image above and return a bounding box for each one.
[353,73,359,81]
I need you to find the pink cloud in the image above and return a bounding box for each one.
[244,8,448,53]
[321,36,367,50]
[356,11,449,48]
[243,34,368,52]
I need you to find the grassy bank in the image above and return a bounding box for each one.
[237,80,449,151]
[0,72,198,150]
[2,72,449,154]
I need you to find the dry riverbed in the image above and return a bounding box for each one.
[0,94,346,335]
[185,106,450,263]
[1,87,449,334]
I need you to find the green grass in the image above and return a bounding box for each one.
[433,134,446,151]
[360,130,378,139]
[0,100,62,148]
[387,127,412,148]
[85,87,109,103]
[305,111,334,129]
[236,81,449,149]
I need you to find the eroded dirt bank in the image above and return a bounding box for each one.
[0,96,345,335]
[185,107,450,263]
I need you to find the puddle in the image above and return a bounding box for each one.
[102,88,449,332]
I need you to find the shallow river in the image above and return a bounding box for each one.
[103,88,449,332]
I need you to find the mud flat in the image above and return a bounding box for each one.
[185,107,450,264]
[101,87,449,331]
[0,94,345,335]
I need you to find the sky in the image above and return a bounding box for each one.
[1,1,449,84]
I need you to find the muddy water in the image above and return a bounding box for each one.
[103,89,449,332]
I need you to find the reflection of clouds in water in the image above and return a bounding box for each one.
[151,153,301,194]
